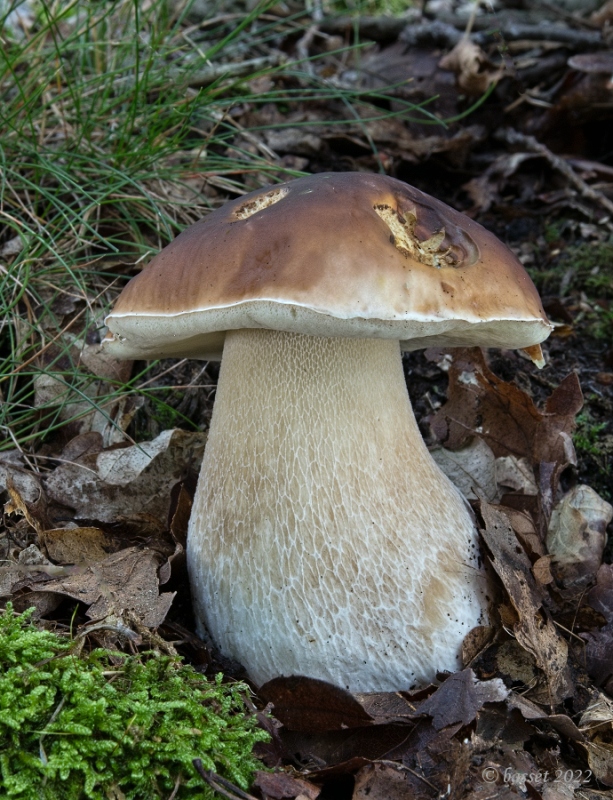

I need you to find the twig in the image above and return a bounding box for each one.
[320,15,409,41]
[553,618,587,644]
[39,697,66,764]
[398,20,462,49]
[431,14,603,48]
[377,760,440,792]
[296,25,319,77]
[192,761,258,800]
[528,0,600,31]
[308,0,323,24]
[125,611,179,657]
[134,359,189,392]
[167,773,182,800]
[322,15,603,49]
[175,54,284,88]
[463,0,481,38]
[477,22,602,48]
[496,128,613,219]
[108,54,284,93]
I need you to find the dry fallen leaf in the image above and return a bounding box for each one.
[0,544,71,607]
[532,555,555,586]
[2,465,50,533]
[570,689,613,788]
[583,739,613,787]
[21,546,175,627]
[39,526,109,565]
[430,349,582,463]
[582,565,613,693]
[463,153,538,213]
[352,762,434,800]
[44,428,206,524]
[430,438,498,501]
[479,502,574,703]
[258,676,374,733]
[580,690,613,731]
[416,668,508,731]
[439,38,503,95]
[496,640,539,688]
[495,456,538,497]
[547,485,613,586]
[32,332,135,444]
[588,564,613,622]
[253,770,320,800]
[352,691,422,726]
[430,348,582,532]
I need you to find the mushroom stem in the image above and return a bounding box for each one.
[187,329,489,692]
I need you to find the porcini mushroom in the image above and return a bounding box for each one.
[103,172,551,692]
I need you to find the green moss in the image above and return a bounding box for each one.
[0,605,268,799]
[530,240,613,298]
[543,220,566,245]
[574,411,607,457]
[574,410,612,503]
[585,306,613,343]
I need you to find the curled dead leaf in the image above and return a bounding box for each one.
[417,668,508,731]
[44,428,206,524]
[430,349,582,532]
[479,503,574,703]
[258,676,374,733]
[21,546,175,628]
[532,555,554,586]
[547,485,613,585]
[439,38,503,95]
[2,471,50,533]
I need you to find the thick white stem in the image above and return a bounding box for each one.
[187,329,489,691]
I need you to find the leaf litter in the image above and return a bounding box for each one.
[8,340,608,798]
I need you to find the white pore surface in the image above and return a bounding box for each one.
[187,330,490,692]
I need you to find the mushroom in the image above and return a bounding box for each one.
[103,172,551,692]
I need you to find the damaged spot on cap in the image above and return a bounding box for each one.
[375,204,452,268]
[233,186,290,220]
[374,202,482,270]
[102,330,126,346]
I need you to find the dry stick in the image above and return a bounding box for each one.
[124,610,179,657]
[167,774,182,800]
[378,760,440,792]
[497,128,613,219]
[296,25,318,76]
[296,0,324,75]
[321,14,603,49]
[529,0,600,31]
[173,54,284,89]
[463,0,481,38]
[192,761,258,800]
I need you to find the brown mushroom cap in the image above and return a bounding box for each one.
[104,172,551,359]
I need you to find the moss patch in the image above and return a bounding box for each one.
[0,605,267,799]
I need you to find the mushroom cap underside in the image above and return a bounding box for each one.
[103,172,552,360]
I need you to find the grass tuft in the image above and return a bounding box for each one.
[1,0,437,452]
